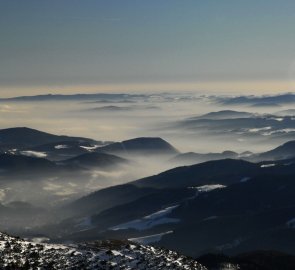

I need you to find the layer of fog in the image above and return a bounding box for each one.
[0,92,295,220]
[0,92,293,153]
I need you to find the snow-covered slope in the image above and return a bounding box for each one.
[110,205,180,231]
[0,232,207,269]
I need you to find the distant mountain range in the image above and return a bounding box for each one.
[172,138,295,165]
[85,105,160,112]
[175,110,295,147]
[180,112,295,132]
[216,93,295,106]
[2,92,295,108]
[0,93,146,102]
[192,110,254,120]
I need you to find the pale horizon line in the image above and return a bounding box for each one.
[0,80,295,98]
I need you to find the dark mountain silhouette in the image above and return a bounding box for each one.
[133,159,260,189]
[194,110,254,120]
[158,174,295,256]
[0,127,96,151]
[257,140,295,161]
[0,153,100,178]
[217,93,295,106]
[276,109,295,116]
[250,102,281,107]
[53,160,252,226]
[97,137,178,156]
[171,151,238,165]
[63,157,292,219]
[0,154,57,173]
[59,152,129,169]
[62,188,195,242]
[88,105,134,112]
[86,105,160,112]
[64,184,158,218]
[84,99,136,104]
[14,153,293,260]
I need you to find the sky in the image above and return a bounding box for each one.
[1,0,295,96]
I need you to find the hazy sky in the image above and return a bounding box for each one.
[1,0,295,96]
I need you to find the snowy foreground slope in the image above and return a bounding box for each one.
[0,232,207,270]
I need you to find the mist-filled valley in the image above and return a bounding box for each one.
[3,1,295,268]
[1,91,295,269]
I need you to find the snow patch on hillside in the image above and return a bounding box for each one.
[261,163,275,168]
[110,205,180,231]
[195,184,226,193]
[20,150,47,158]
[80,145,101,151]
[54,144,70,149]
[129,231,173,244]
